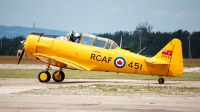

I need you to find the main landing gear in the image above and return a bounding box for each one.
[158,77,165,84]
[38,65,65,83]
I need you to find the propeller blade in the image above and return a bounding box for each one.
[17,48,25,64]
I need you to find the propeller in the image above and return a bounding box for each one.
[17,48,25,64]
[18,40,25,64]
[18,22,34,64]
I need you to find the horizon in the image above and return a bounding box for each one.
[0,24,198,35]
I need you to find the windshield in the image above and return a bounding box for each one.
[111,42,118,49]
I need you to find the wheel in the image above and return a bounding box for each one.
[158,78,165,84]
[38,71,51,83]
[52,70,65,82]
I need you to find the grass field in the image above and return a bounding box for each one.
[0,69,200,81]
[184,58,200,67]
[0,56,199,81]
[0,56,200,67]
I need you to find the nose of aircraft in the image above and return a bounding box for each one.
[17,33,40,64]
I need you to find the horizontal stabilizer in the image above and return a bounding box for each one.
[145,58,169,64]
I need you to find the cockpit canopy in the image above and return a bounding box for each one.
[81,34,118,49]
[56,31,119,49]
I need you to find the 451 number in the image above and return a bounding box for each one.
[128,62,142,70]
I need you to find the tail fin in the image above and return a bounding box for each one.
[153,38,183,77]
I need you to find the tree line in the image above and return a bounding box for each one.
[98,23,200,58]
[0,36,24,56]
[98,30,200,58]
[0,25,200,58]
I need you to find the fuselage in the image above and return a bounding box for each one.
[25,33,183,77]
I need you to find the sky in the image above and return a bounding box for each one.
[0,0,200,34]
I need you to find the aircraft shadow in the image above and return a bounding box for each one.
[47,80,113,84]
[151,82,181,85]
[44,80,181,85]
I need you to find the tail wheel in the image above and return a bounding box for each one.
[52,70,65,82]
[158,78,165,84]
[38,71,51,83]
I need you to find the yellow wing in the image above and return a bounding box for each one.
[33,53,90,71]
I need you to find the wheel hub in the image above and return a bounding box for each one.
[40,73,47,81]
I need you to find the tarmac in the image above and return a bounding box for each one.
[0,64,200,72]
[0,64,200,112]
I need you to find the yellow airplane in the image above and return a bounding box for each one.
[18,31,183,84]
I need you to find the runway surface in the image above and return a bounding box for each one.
[0,78,200,112]
[1,64,200,72]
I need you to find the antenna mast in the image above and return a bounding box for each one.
[120,36,122,48]
[31,23,35,33]
[188,36,192,58]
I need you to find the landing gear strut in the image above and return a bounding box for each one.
[38,65,65,83]
[52,70,65,82]
[158,77,165,84]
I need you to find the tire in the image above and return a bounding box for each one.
[158,78,165,84]
[52,70,65,82]
[38,71,51,83]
